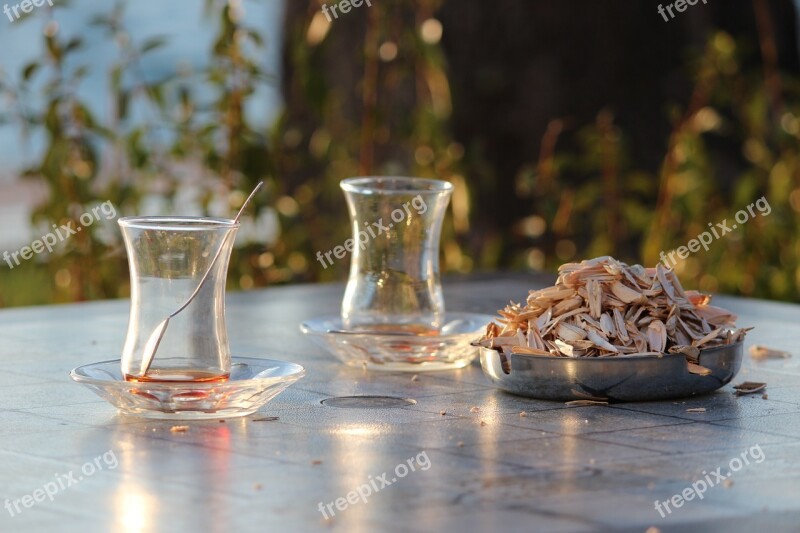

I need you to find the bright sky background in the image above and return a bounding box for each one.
[0,0,285,182]
[0,0,285,249]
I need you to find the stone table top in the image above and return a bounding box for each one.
[1,276,799,532]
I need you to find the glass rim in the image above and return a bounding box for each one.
[340,176,453,195]
[118,216,239,230]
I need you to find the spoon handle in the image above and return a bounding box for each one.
[168,182,263,320]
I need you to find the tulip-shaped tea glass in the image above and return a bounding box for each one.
[301,177,493,370]
[340,177,453,332]
[119,217,238,382]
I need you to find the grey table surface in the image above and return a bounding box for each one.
[1,276,800,533]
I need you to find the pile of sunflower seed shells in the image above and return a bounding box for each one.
[476,257,749,373]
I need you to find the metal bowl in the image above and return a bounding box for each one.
[479,341,744,402]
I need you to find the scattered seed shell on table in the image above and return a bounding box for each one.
[565,400,609,407]
[734,381,768,395]
[749,345,791,360]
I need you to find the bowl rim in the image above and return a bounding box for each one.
[477,339,744,362]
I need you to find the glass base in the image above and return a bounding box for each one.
[70,357,305,419]
[124,369,231,383]
[118,407,261,420]
[300,312,495,372]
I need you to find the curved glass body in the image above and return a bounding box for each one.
[340,177,453,332]
[118,217,238,382]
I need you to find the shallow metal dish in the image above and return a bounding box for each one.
[479,341,743,402]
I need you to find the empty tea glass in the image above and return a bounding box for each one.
[118,217,238,382]
[340,177,453,332]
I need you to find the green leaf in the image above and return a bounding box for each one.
[117,90,129,120]
[140,36,167,54]
[245,30,264,48]
[72,66,89,81]
[64,38,83,54]
[110,65,122,92]
[74,102,98,128]
[89,14,112,27]
[145,84,165,109]
[22,62,39,81]
[45,35,62,62]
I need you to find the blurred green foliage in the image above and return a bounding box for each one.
[1,1,798,306]
[519,32,800,301]
[1,0,280,303]
[1,0,466,306]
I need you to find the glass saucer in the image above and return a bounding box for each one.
[300,312,495,371]
[70,357,305,420]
